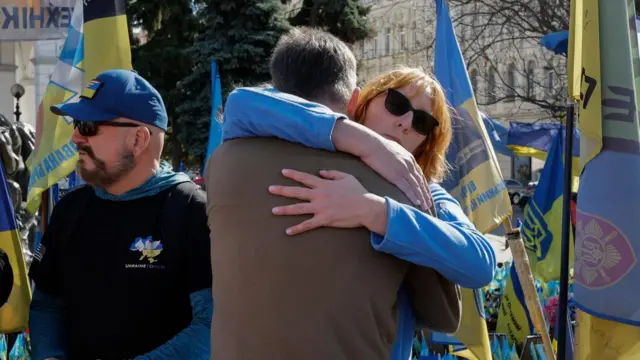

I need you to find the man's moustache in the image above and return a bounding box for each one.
[76,144,95,159]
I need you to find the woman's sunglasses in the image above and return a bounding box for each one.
[73,120,146,137]
[384,88,439,136]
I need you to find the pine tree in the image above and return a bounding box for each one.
[126,0,202,169]
[176,0,291,162]
[287,0,373,44]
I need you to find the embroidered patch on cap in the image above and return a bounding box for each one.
[80,79,104,99]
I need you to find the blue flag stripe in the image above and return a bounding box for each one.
[0,164,18,232]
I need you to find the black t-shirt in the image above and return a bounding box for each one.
[31,184,212,359]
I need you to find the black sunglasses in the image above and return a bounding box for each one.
[73,120,147,137]
[384,88,439,136]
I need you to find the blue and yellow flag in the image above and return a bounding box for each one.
[505,122,579,175]
[434,0,511,235]
[574,0,640,358]
[482,116,580,172]
[82,0,131,81]
[433,1,512,359]
[0,163,31,332]
[26,0,84,214]
[495,265,534,351]
[521,130,574,282]
[497,130,572,349]
[26,0,132,214]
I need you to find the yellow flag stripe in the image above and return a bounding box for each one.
[577,0,603,172]
[453,289,492,360]
[574,309,640,359]
[568,0,583,100]
[0,163,31,332]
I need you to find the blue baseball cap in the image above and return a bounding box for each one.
[51,69,168,131]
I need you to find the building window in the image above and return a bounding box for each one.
[545,65,554,97]
[487,67,497,103]
[400,26,406,50]
[385,28,391,55]
[470,69,479,94]
[506,63,516,101]
[527,61,535,98]
[412,21,417,49]
[373,37,378,58]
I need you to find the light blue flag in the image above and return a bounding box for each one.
[0,335,6,360]
[203,61,223,171]
[574,0,640,329]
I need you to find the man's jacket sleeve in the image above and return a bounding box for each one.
[29,289,68,360]
[133,289,212,360]
[29,196,72,360]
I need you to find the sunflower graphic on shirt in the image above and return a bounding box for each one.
[129,236,163,263]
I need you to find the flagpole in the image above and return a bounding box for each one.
[503,220,556,359]
[557,101,575,359]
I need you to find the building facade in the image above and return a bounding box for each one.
[353,0,566,185]
[0,38,65,131]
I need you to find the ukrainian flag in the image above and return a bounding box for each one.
[573,0,640,358]
[25,0,132,214]
[434,0,512,234]
[0,163,31,332]
[433,1,512,359]
[496,130,571,349]
[482,116,581,179]
[82,0,131,81]
[521,130,574,282]
[495,264,532,351]
[25,0,84,214]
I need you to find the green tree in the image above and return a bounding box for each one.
[286,0,373,44]
[126,0,202,169]
[176,0,291,163]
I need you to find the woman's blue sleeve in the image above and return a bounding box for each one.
[370,184,497,289]
[222,87,345,151]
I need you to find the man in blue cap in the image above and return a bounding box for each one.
[28,69,212,360]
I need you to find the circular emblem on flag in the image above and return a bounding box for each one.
[575,211,637,289]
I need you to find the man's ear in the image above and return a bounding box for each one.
[132,127,151,156]
[346,88,360,119]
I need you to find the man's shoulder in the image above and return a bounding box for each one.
[55,184,94,210]
[166,181,205,208]
[215,138,351,159]
[212,138,368,174]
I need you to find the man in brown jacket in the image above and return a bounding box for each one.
[206,28,462,360]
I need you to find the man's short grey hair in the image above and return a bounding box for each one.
[269,27,357,109]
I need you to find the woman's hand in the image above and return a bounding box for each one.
[269,169,386,235]
[332,120,431,211]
